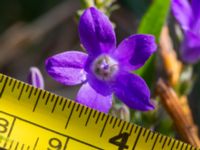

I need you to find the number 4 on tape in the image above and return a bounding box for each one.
[0,74,199,150]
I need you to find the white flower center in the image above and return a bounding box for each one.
[92,55,119,80]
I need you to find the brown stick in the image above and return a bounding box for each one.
[159,26,196,124]
[156,79,200,148]
[159,26,182,86]
[0,0,80,67]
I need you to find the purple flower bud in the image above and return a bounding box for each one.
[119,104,130,122]
[27,67,44,89]
[109,107,118,118]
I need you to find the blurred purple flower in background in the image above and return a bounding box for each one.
[172,0,200,63]
[45,7,157,113]
[27,67,44,89]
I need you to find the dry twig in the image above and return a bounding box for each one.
[156,79,200,148]
[160,26,194,120]
[159,26,200,147]
[159,26,182,86]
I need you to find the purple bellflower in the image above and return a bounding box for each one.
[172,0,200,63]
[27,67,44,89]
[45,7,157,113]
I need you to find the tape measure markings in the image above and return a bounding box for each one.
[44,92,50,105]
[17,83,25,100]
[119,121,126,134]
[12,142,19,150]
[132,127,142,149]
[151,133,160,150]
[161,136,168,148]
[0,74,199,150]
[175,140,179,149]
[85,109,93,126]
[33,137,39,150]
[0,117,15,148]
[65,102,76,129]
[171,139,177,149]
[0,105,186,150]
[161,134,171,148]
[100,115,110,137]
[4,117,16,140]
[158,134,163,143]
[1,130,29,150]
[25,82,30,92]
[62,98,67,111]
[168,138,172,146]
[0,111,103,150]
[142,127,147,137]
[0,76,106,149]
[8,140,14,150]
[0,76,8,98]
[181,142,185,149]
[52,96,59,113]
[0,76,3,83]
[117,119,122,127]
[16,81,20,89]
[59,96,63,105]
[151,131,157,140]
[27,86,33,99]
[32,90,42,112]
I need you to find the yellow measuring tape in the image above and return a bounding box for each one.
[0,73,199,150]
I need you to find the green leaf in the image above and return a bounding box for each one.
[135,0,170,87]
[137,0,170,41]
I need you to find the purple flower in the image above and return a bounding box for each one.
[45,7,157,113]
[27,67,44,89]
[172,0,200,63]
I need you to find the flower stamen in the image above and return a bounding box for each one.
[92,55,119,80]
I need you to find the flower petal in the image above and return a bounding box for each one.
[79,7,116,56]
[76,82,112,113]
[112,72,155,111]
[112,34,157,71]
[27,67,44,89]
[192,0,200,18]
[45,51,88,85]
[83,56,113,96]
[171,0,193,30]
[181,31,200,63]
[87,73,113,96]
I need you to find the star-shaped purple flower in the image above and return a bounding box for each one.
[172,0,200,63]
[45,7,157,113]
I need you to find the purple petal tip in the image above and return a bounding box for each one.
[27,67,44,89]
